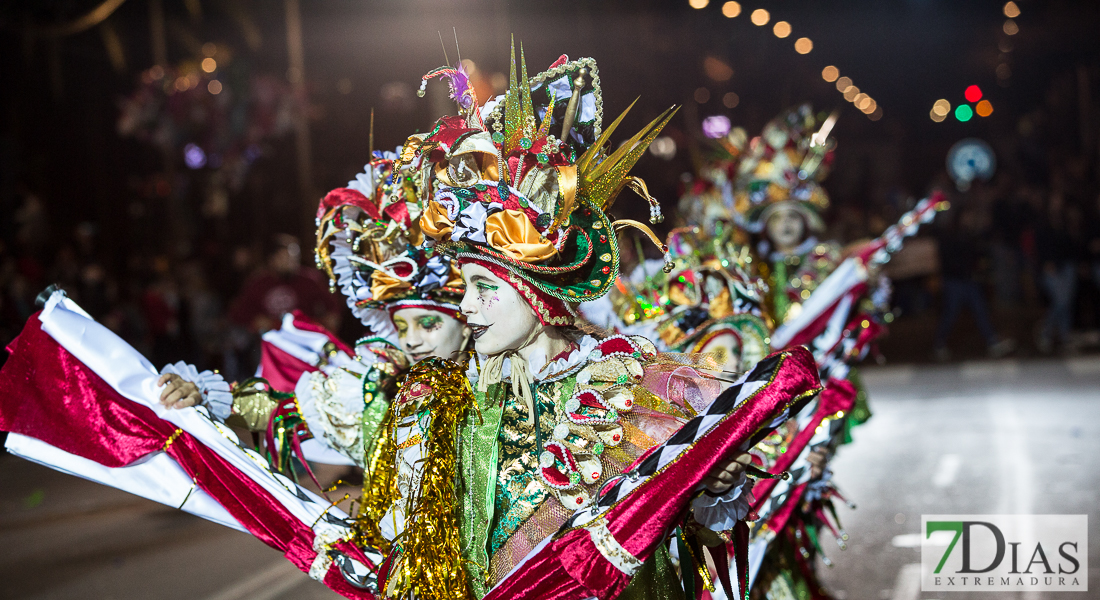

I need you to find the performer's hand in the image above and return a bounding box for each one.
[158,374,203,409]
[807,449,828,480]
[702,453,752,494]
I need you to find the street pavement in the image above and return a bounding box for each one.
[818,357,1100,600]
[2,358,1098,599]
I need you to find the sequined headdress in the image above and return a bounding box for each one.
[735,104,837,233]
[315,153,465,340]
[410,43,676,326]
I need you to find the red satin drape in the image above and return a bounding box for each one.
[0,315,375,600]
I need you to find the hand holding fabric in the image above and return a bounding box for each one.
[158,374,202,409]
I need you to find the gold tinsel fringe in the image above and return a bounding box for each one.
[389,358,476,600]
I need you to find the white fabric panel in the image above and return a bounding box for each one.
[261,313,328,366]
[5,432,245,532]
[300,438,357,467]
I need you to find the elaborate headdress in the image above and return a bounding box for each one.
[735,104,837,233]
[315,152,464,341]
[412,42,676,326]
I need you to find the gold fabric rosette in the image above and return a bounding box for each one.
[483,209,557,263]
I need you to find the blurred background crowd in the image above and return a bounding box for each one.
[1,0,1099,379]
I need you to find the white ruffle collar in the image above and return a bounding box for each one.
[466,335,599,385]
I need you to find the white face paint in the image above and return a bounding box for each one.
[765,206,806,253]
[458,263,541,357]
[391,307,471,363]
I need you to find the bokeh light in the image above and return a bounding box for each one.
[869,107,883,121]
[930,108,947,123]
[1004,1,1021,18]
[694,87,711,103]
[722,1,741,18]
[702,115,733,139]
[649,137,677,160]
[835,76,853,92]
[955,104,974,122]
[207,80,223,95]
[750,9,770,26]
[704,56,734,82]
[964,85,983,103]
[722,92,740,108]
[794,37,813,54]
[689,0,709,9]
[201,58,217,73]
[843,85,860,101]
[184,143,207,169]
[773,21,792,38]
[822,66,839,82]
[975,100,994,117]
[860,98,877,114]
[996,63,1012,80]
[1003,19,1019,35]
[932,99,951,116]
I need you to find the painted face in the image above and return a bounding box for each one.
[459,263,540,356]
[765,206,806,252]
[391,307,471,363]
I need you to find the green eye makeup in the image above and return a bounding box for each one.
[417,315,443,330]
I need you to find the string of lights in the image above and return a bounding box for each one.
[930,1,1019,123]
[690,0,882,121]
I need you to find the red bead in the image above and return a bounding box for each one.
[601,266,611,274]
[613,434,621,442]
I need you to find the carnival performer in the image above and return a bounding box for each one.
[0,46,825,600]
[360,46,823,600]
[165,152,474,477]
[725,105,947,599]
[582,120,841,599]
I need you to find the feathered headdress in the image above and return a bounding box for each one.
[411,42,677,325]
